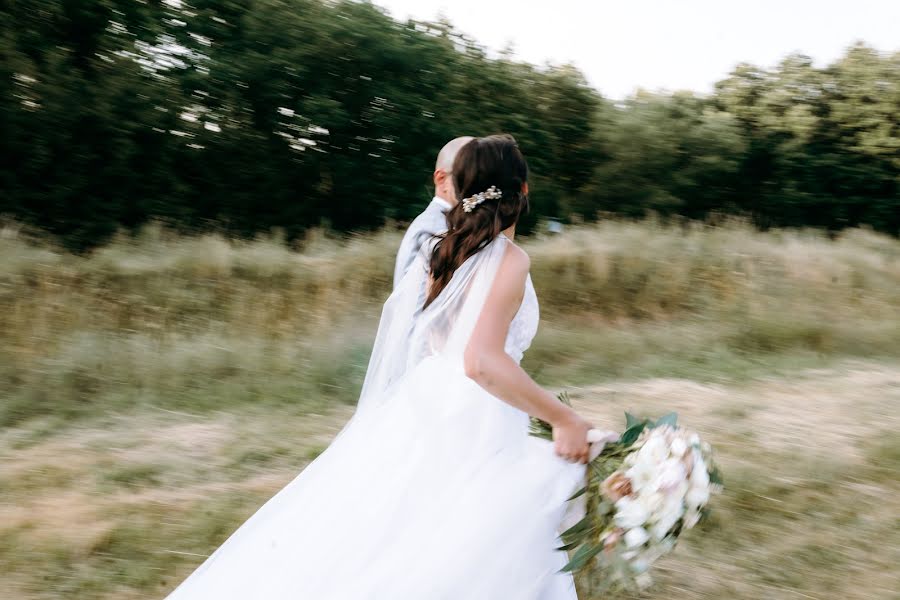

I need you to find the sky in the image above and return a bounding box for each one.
[374,0,900,99]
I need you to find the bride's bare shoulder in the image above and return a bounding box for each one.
[497,237,530,277]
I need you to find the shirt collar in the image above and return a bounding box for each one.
[432,196,453,212]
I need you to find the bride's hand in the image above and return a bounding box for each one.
[552,410,592,464]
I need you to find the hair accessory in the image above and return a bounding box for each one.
[461,185,502,213]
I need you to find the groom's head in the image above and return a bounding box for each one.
[434,136,474,206]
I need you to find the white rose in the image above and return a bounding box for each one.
[675,479,690,499]
[690,458,710,489]
[650,519,670,541]
[637,491,665,516]
[651,497,684,540]
[654,458,687,491]
[685,485,710,508]
[626,461,657,493]
[625,527,650,548]
[639,434,669,464]
[669,436,687,458]
[615,496,650,529]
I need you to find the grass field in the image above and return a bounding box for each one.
[2,220,899,599]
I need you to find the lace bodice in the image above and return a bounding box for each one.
[504,274,539,364]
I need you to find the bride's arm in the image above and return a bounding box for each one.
[464,244,592,463]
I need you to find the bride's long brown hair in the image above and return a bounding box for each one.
[425,134,529,308]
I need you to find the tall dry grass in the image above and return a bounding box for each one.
[2,220,899,426]
[2,220,899,600]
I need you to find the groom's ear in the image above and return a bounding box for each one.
[522,182,529,196]
[434,169,450,193]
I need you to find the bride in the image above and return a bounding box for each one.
[165,134,596,599]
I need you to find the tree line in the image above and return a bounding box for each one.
[2,0,898,249]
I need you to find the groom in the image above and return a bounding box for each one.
[393,136,473,288]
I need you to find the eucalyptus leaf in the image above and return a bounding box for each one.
[561,542,605,573]
[654,412,678,427]
[620,423,646,446]
[559,516,591,541]
[556,540,582,552]
[567,486,588,501]
[624,412,641,429]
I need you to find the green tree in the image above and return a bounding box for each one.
[1,2,897,246]
[581,91,745,220]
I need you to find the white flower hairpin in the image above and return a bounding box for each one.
[461,186,502,213]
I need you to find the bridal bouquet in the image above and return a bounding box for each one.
[530,394,723,592]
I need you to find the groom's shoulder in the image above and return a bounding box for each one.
[408,202,445,231]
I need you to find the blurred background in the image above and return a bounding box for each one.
[1,1,898,599]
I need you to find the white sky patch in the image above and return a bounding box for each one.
[376,0,900,99]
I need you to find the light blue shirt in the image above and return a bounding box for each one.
[393,197,452,289]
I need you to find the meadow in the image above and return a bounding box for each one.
[1,220,899,599]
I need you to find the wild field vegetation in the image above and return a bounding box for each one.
[3,220,899,426]
[2,221,899,599]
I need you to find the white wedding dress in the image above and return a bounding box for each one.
[165,234,586,599]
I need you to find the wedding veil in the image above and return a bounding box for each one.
[356,234,510,414]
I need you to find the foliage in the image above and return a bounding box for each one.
[1,1,897,249]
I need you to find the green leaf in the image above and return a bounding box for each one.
[559,515,591,541]
[625,412,641,429]
[620,423,646,446]
[654,412,678,428]
[566,486,587,501]
[557,390,573,407]
[555,540,582,552]
[560,542,605,573]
